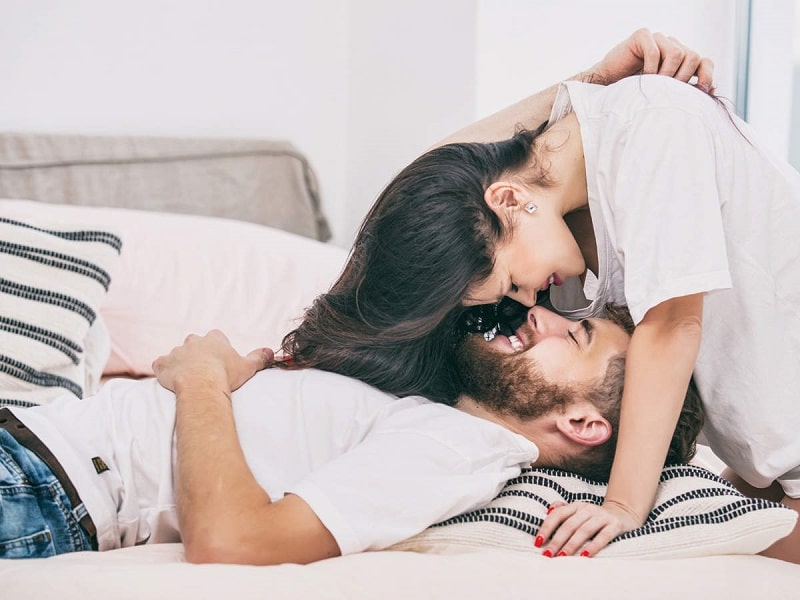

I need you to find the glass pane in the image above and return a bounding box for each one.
[789,0,800,169]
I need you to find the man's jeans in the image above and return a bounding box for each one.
[0,428,93,558]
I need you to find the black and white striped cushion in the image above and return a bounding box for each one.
[0,216,121,407]
[391,465,797,558]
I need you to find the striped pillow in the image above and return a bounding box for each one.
[390,465,797,558]
[0,216,121,407]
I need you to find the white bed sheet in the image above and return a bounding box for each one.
[4,543,799,599]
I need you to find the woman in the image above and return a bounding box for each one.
[283,28,800,563]
[283,29,715,403]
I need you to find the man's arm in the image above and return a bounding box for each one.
[434,28,714,147]
[152,331,341,565]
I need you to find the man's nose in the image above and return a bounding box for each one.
[528,305,571,338]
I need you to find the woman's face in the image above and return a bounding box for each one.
[465,203,585,307]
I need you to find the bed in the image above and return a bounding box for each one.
[1,131,799,598]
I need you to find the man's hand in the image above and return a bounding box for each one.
[534,500,642,557]
[576,28,714,93]
[152,330,274,394]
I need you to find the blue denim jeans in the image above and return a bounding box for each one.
[0,428,93,558]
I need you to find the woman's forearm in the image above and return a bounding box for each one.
[604,295,704,522]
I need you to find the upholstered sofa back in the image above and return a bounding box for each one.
[0,132,330,241]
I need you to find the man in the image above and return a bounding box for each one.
[456,302,702,482]
[0,303,701,563]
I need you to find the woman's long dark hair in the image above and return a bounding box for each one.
[280,124,548,404]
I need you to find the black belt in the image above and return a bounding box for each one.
[0,407,98,550]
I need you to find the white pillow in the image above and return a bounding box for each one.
[0,200,347,376]
[0,215,120,406]
[390,465,797,559]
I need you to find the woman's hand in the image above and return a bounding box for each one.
[152,329,274,394]
[578,28,714,93]
[534,500,643,557]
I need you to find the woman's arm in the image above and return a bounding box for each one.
[536,294,704,557]
[434,28,713,147]
[152,331,341,565]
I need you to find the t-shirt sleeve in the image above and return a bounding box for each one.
[610,107,732,323]
[287,408,536,555]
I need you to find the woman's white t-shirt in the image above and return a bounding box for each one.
[14,369,538,553]
[548,75,800,497]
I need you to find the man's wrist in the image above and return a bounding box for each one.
[173,365,231,398]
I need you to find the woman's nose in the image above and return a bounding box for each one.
[510,287,537,308]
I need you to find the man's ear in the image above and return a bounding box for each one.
[484,181,524,216]
[554,404,612,447]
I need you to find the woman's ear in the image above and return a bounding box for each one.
[484,181,524,216]
[554,404,612,447]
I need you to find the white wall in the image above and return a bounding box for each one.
[475,0,738,118]
[0,1,747,247]
[786,0,800,168]
[0,0,352,242]
[344,0,477,246]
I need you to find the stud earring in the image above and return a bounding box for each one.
[524,202,538,214]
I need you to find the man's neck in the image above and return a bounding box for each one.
[455,396,527,439]
[455,396,558,466]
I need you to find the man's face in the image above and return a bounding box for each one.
[486,306,630,385]
[456,306,631,419]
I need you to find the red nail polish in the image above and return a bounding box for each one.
[534,535,544,548]
[542,550,553,558]
[580,550,590,557]
[557,551,567,557]
[546,506,555,514]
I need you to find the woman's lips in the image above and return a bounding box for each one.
[539,272,564,291]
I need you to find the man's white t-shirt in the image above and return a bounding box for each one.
[546,75,800,497]
[12,369,538,553]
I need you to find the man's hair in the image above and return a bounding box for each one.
[548,304,705,481]
[554,357,705,481]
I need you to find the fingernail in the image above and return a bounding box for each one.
[580,550,590,557]
[557,551,567,557]
[542,550,553,558]
[546,506,555,515]
[534,535,544,548]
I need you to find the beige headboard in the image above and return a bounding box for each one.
[0,132,330,241]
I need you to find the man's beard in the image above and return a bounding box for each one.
[456,332,572,420]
